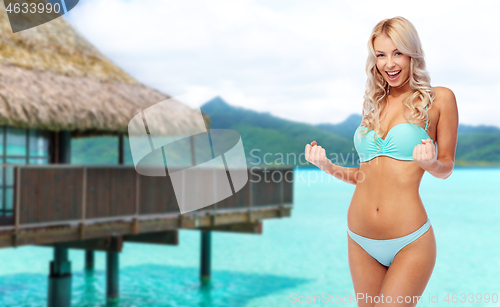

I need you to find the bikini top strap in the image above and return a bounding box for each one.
[425,105,429,131]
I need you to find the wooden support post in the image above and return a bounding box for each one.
[106,237,120,304]
[47,131,72,307]
[118,133,124,165]
[47,245,72,307]
[85,250,94,272]
[53,130,71,164]
[278,169,285,218]
[200,230,211,284]
[248,174,254,222]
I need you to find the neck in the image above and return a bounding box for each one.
[388,77,411,97]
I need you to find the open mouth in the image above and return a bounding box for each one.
[386,70,401,80]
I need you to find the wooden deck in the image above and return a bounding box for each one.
[0,165,294,249]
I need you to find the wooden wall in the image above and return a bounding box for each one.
[14,166,293,225]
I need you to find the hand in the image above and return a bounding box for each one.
[305,140,331,170]
[413,138,437,170]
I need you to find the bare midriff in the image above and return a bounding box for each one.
[347,156,429,239]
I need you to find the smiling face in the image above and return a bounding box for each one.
[373,33,411,88]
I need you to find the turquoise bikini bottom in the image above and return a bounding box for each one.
[347,219,431,267]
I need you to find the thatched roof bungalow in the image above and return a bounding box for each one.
[0,2,210,219]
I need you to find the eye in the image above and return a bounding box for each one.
[376,54,384,57]
[396,52,403,55]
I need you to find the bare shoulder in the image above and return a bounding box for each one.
[432,86,456,112]
[433,86,455,97]
[432,86,459,136]
[430,86,458,163]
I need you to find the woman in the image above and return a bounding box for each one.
[305,16,458,306]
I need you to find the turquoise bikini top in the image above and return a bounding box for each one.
[354,106,434,163]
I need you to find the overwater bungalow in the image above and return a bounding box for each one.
[0,3,293,306]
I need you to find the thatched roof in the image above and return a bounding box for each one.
[0,1,209,137]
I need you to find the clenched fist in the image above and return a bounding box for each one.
[413,138,437,170]
[305,140,331,171]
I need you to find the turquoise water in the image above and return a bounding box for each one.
[0,167,499,306]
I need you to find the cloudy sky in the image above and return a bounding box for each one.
[65,0,500,128]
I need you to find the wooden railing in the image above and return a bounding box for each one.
[0,165,293,231]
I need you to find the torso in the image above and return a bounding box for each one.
[346,86,441,239]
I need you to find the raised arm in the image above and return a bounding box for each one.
[305,141,360,185]
[427,87,458,179]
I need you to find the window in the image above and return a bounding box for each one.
[1,126,50,216]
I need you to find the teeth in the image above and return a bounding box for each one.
[387,70,401,76]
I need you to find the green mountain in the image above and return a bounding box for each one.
[200,96,355,166]
[70,96,500,167]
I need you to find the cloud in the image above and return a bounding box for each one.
[65,0,500,127]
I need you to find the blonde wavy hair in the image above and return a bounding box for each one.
[357,16,435,150]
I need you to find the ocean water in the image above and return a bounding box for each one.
[0,167,499,306]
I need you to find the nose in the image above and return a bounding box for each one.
[386,56,397,69]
